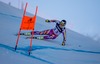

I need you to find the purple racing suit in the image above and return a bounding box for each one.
[31,20,66,40]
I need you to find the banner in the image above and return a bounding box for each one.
[20,16,36,30]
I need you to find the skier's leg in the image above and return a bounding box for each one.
[16,30,49,36]
[35,30,50,35]
[44,34,57,39]
[34,29,58,39]
[25,30,50,36]
[33,29,57,39]
[34,34,57,40]
[26,34,57,40]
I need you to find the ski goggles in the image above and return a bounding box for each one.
[60,21,66,26]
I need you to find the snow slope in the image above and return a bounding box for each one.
[0,1,100,64]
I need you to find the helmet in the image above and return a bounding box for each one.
[61,20,66,24]
[60,20,66,26]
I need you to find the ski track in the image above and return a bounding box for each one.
[0,43,53,64]
[0,43,100,64]
[0,43,100,56]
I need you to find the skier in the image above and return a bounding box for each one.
[18,19,67,46]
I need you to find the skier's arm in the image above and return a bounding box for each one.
[62,28,66,46]
[45,19,59,23]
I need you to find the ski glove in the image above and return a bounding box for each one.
[62,41,66,46]
[45,19,50,22]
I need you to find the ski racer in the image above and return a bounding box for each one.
[17,19,67,46]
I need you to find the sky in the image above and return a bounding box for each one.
[0,0,100,39]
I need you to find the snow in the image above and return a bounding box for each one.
[0,1,100,64]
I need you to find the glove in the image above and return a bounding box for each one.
[45,19,50,23]
[62,40,66,46]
